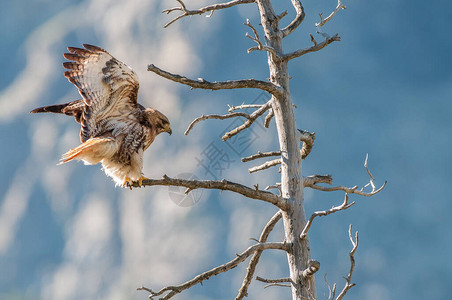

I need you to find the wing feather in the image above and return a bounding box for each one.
[82,44,106,53]
[67,46,93,56]
[62,62,83,70]
[63,44,140,142]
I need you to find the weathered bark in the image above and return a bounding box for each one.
[255,0,315,298]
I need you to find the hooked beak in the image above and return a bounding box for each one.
[167,128,172,135]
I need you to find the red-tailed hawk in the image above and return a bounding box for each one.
[30,44,171,187]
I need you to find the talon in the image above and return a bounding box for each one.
[122,177,134,188]
[138,175,149,187]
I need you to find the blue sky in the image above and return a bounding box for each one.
[0,0,451,299]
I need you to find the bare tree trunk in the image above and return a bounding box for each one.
[255,1,315,298]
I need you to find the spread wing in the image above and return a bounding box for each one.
[63,44,140,142]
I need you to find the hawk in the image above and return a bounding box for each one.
[30,44,172,187]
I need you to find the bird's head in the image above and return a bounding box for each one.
[144,108,172,135]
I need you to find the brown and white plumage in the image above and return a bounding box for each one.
[31,44,171,187]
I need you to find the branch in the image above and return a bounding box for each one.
[138,242,290,300]
[281,0,305,38]
[276,10,289,22]
[236,211,283,300]
[162,0,255,28]
[136,175,285,209]
[309,34,318,46]
[256,276,293,284]
[185,99,272,137]
[335,225,358,300]
[300,193,355,239]
[242,150,281,162]
[282,0,345,61]
[265,183,282,196]
[302,174,333,187]
[245,19,279,56]
[147,64,283,97]
[315,0,346,41]
[362,153,376,192]
[221,101,272,141]
[248,158,281,173]
[184,112,250,135]
[324,274,337,300]
[306,181,386,196]
[263,283,292,289]
[303,155,387,197]
[316,0,346,28]
[264,108,274,128]
[255,276,292,289]
[246,129,315,173]
[298,129,316,159]
[282,34,341,61]
[301,260,321,279]
[228,103,263,112]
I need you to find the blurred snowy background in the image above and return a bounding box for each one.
[0,0,451,299]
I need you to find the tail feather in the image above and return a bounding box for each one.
[59,137,117,165]
[30,103,68,114]
[30,99,85,123]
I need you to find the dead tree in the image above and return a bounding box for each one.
[137,0,385,299]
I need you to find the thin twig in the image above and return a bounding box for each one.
[136,175,285,209]
[276,10,288,22]
[137,285,154,294]
[301,158,385,239]
[314,0,346,41]
[335,225,358,300]
[264,108,274,128]
[324,274,337,300]
[283,0,345,61]
[246,129,315,173]
[263,283,292,289]
[282,34,341,61]
[307,182,386,196]
[363,153,375,181]
[265,183,282,196]
[147,64,283,97]
[300,193,355,239]
[256,276,293,284]
[162,0,255,28]
[362,153,376,192]
[185,100,271,137]
[309,34,318,46]
[245,19,279,56]
[222,101,272,141]
[236,211,283,300]
[228,103,263,112]
[242,151,281,162]
[303,155,387,196]
[184,112,250,135]
[316,0,346,28]
[248,158,281,173]
[138,242,290,300]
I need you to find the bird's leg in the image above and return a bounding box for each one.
[122,176,148,188]
[123,177,134,188]
[137,175,149,187]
